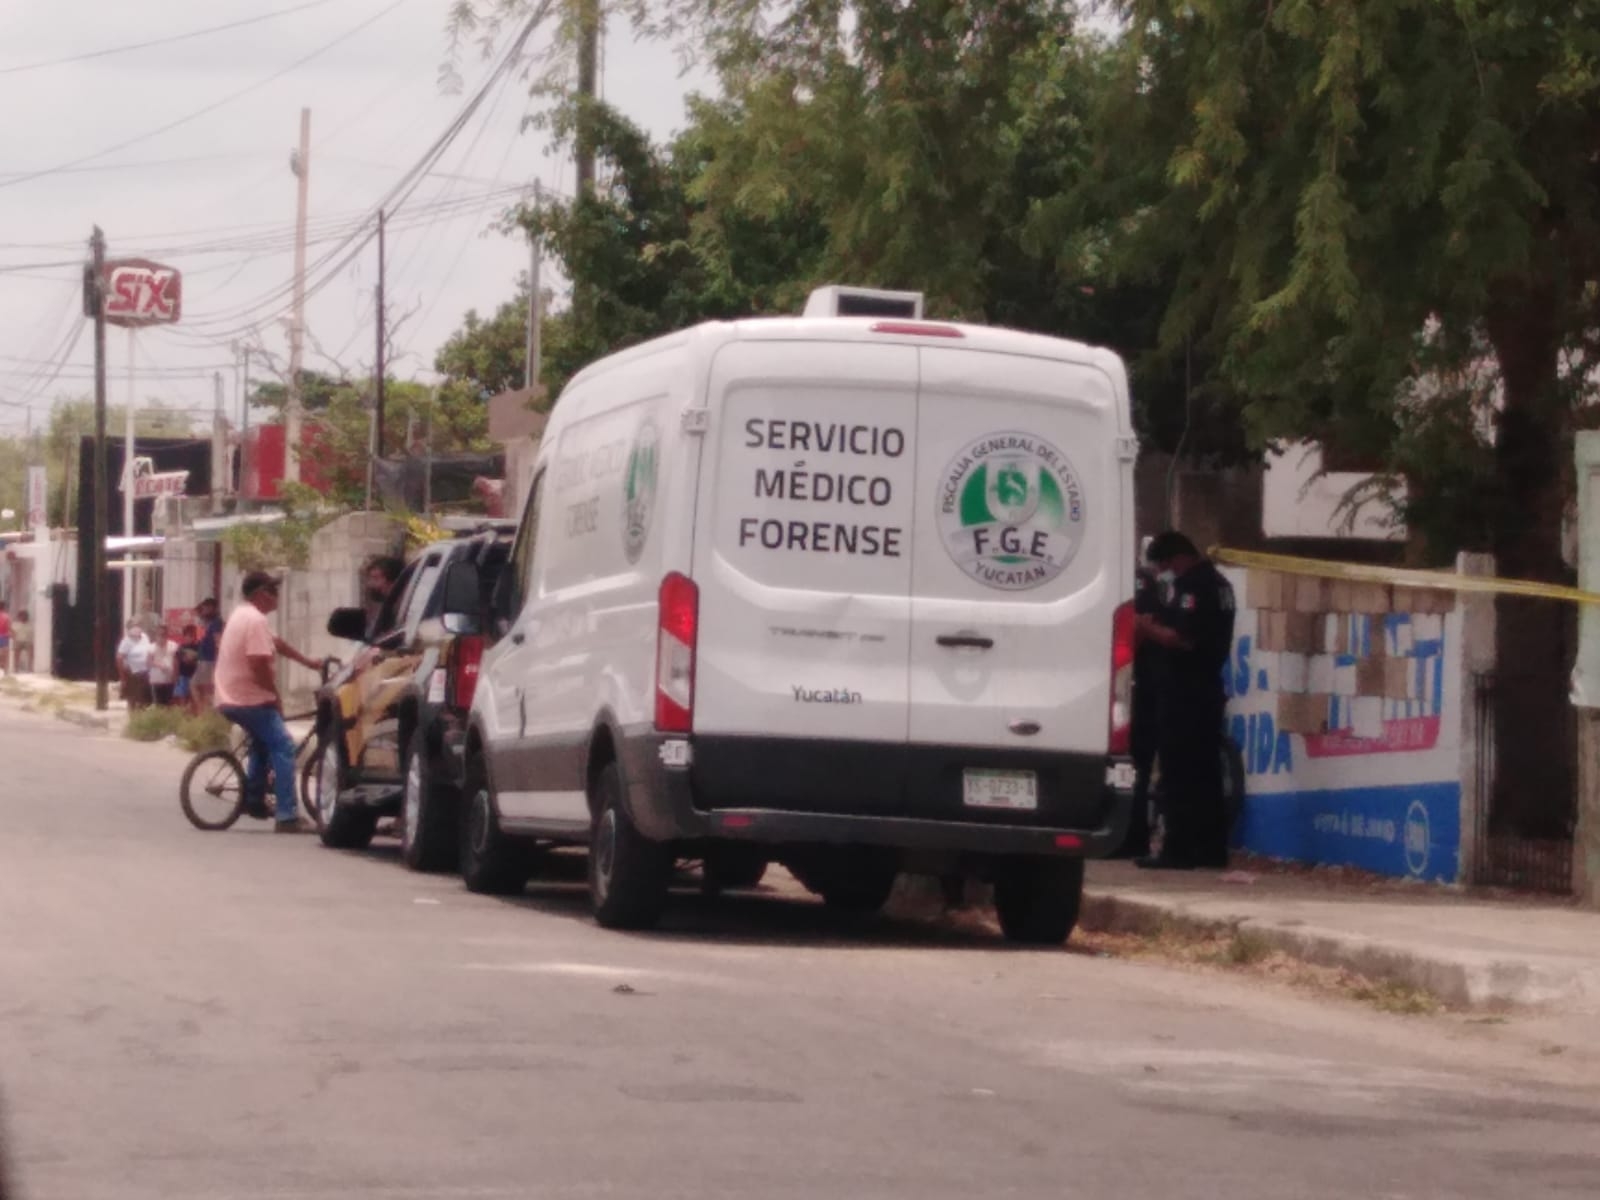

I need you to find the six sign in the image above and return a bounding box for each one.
[101,258,182,327]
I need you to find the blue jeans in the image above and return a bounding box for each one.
[218,704,297,822]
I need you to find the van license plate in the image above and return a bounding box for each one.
[963,769,1038,811]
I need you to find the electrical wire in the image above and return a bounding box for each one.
[0,0,409,193]
[0,0,341,76]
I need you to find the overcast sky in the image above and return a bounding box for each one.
[0,0,705,433]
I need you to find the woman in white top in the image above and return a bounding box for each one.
[148,630,179,707]
[115,622,153,709]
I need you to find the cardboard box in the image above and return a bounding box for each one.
[1383,657,1412,700]
[1283,612,1318,654]
[1252,650,1280,693]
[1247,570,1285,611]
[1307,653,1337,694]
[1316,613,1342,654]
[1256,610,1285,652]
[1277,692,1331,735]
[1348,581,1392,613]
[1292,574,1328,613]
[1332,656,1358,697]
[1356,657,1388,697]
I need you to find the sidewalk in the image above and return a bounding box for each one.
[0,671,126,734]
[1082,858,1600,1011]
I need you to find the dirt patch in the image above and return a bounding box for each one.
[1070,920,1444,1016]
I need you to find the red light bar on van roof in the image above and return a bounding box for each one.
[869,321,965,338]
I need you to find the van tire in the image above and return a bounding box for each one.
[401,728,457,873]
[589,763,671,930]
[317,736,378,850]
[994,857,1084,945]
[459,758,528,895]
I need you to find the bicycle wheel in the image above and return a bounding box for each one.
[179,749,248,831]
[298,735,324,830]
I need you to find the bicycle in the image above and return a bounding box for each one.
[178,712,325,831]
[177,660,341,832]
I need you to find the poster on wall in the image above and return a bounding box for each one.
[1221,568,1463,883]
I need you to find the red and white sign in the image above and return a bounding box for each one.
[121,456,189,500]
[101,258,182,327]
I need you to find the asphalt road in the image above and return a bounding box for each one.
[3,706,1599,1200]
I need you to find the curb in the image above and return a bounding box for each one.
[1079,889,1600,1011]
[54,707,112,732]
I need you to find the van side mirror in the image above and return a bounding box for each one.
[440,561,482,635]
[327,607,368,642]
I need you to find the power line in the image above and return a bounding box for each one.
[0,0,341,76]
[0,0,409,193]
[171,6,553,344]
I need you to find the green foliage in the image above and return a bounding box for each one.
[177,710,232,753]
[124,706,185,743]
[222,482,346,571]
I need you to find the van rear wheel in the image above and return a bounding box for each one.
[459,759,528,895]
[589,763,671,930]
[994,856,1084,945]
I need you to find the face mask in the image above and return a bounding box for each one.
[1156,570,1176,587]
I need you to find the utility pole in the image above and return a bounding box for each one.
[89,226,110,711]
[575,0,600,197]
[212,371,226,514]
[286,106,311,484]
[422,387,436,517]
[373,207,386,477]
[122,327,136,622]
[525,183,542,392]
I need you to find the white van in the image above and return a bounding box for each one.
[463,288,1138,943]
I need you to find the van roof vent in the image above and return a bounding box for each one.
[802,285,924,320]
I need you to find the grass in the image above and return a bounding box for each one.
[176,710,232,753]
[124,706,186,742]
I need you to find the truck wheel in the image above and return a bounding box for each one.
[589,762,671,930]
[401,728,457,873]
[459,757,528,895]
[994,857,1084,945]
[317,735,378,850]
[702,846,768,892]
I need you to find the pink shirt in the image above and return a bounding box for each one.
[213,602,278,707]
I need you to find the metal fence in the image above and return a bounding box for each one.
[1471,672,1575,894]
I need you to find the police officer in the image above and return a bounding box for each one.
[1135,531,1235,870]
[1110,565,1164,858]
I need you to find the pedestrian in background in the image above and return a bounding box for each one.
[362,556,404,639]
[11,609,32,675]
[175,623,200,713]
[148,626,179,707]
[1110,565,1165,859]
[0,603,11,677]
[116,620,152,709]
[192,598,223,710]
[1135,531,1236,870]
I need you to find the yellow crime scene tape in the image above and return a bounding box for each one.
[1209,546,1600,608]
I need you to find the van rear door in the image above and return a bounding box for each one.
[906,346,1124,818]
[690,339,917,811]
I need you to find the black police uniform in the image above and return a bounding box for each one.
[1112,568,1165,857]
[1152,559,1236,867]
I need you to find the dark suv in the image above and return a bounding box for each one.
[311,527,511,869]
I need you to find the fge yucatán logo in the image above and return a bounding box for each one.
[938,432,1085,590]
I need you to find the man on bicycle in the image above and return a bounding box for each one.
[214,571,325,833]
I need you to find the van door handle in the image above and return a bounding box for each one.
[936,634,994,650]
[511,631,526,645]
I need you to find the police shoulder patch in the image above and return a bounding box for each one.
[1180,593,1197,611]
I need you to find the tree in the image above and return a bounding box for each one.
[434,294,538,400]
[1081,1,1600,834]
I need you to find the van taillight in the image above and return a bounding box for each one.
[655,572,699,733]
[447,635,485,712]
[1109,601,1136,755]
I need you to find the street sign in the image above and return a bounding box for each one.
[101,259,182,327]
[25,465,46,528]
[120,456,188,500]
